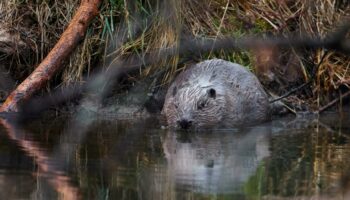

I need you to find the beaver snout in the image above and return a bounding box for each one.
[177,119,193,129]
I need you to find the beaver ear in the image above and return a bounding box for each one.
[208,88,216,99]
[172,87,177,96]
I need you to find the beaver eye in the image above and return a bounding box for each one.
[208,88,216,99]
[197,101,206,110]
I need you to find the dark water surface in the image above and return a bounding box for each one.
[0,112,350,200]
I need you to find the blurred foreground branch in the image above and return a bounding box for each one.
[2,19,350,118]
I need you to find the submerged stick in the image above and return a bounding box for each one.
[0,0,102,112]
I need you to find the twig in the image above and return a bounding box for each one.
[269,51,329,103]
[269,81,311,103]
[318,90,350,113]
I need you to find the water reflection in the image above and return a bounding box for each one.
[0,118,80,200]
[0,113,349,199]
[161,128,270,194]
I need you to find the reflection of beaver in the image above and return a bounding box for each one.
[161,129,270,193]
[162,59,270,129]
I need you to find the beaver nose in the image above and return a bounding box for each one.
[177,119,193,129]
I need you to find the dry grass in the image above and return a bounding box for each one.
[232,0,350,109]
[299,0,350,107]
[0,0,122,84]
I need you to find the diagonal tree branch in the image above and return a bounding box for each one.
[0,0,102,112]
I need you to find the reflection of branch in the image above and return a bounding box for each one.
[0,119,81,200]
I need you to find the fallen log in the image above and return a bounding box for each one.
[0,0,102,112]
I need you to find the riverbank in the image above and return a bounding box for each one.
[1,1,350,115]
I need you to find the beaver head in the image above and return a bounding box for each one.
[162,68,227,129]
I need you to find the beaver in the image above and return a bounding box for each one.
[162,59,270,129]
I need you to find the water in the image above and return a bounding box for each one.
[0,112,350,200]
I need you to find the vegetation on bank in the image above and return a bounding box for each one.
[0,0,350,112]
